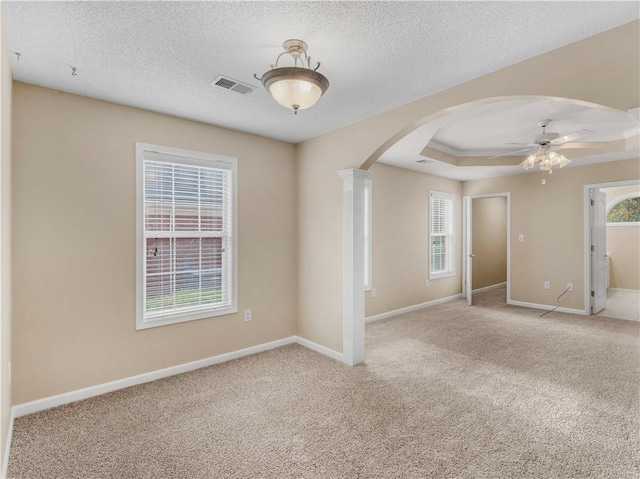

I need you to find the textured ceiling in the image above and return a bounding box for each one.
[3,1,639,144]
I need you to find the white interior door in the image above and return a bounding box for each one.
[463,196,472,305]
[591,189,607,314]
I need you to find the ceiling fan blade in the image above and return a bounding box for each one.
[489,147,536,160]
[504,142,537,146]
[551,129,595,145]
[556,142,605,149]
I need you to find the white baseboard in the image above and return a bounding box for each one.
[609,288,640,293]
[12,336,297,419]
[0,331,348,479]
[365,294,463,323]
[2,334,344,471]
[472,282,506,294]
[4,334,345,472]
[295,336,343,362]
[10,334,344,421]
[1,409,14,479]
[507,299,586,316]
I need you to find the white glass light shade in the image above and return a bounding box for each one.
[268,79,323,111]
[261,67,329,113]
[520,148,571,172]
[557,155,571,168]
[521,154,536,169]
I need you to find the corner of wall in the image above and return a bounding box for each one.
[0,6,14,474]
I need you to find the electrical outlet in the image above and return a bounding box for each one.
[244,309,252,322]
[518,234,525,242]
[567,283,573,292]
[371,288,376,298]
[544,281,550,290]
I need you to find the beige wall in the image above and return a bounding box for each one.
[604,185,640,290]
[0,8,12,467]
[7,21,640,405]
[463,160,640,310]
[365,163,461,317]
[12,83,298,404]
[295,140,346,352]
[297,22,639,351]
[472,197,507,291]
[607,227,640,290]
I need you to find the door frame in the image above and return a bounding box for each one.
[462,192,511,305]
[462,196,472,305]
[583,179,640,315]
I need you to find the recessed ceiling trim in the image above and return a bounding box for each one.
[376,95,640,181]
[427,138,521,158]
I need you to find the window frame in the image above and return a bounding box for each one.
[364,179,372,291]
[428,191,455,280]
[136,142,238,330]
[606,192,640,227]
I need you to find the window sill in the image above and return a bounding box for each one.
[136,306,237,330]
[429,272,456,280]
[606,222,640,227]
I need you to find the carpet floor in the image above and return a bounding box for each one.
[8,287,640,478]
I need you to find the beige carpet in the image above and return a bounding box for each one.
[8,287,640,478]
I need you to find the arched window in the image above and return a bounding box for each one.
[606,195,640,225]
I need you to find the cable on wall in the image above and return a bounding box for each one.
[539,286,571,318]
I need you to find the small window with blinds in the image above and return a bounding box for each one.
[136,143,237,329]
[429,191,455,280]
[364,180,372,290]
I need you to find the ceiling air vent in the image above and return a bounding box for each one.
[210,75,256,95]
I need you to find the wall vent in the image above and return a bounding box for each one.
[210,75,257,95]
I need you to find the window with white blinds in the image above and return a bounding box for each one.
[429,191,455,279]
[364,180,372,290]
[136,143,237,329]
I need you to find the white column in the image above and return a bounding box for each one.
[337,168,369,366]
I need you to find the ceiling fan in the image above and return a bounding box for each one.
[492,119,604,171]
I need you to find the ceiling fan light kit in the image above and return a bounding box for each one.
[521,146,571,172]
[511,119,603,173]
[255,39,329,114]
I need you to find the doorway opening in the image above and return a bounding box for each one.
[462,193,511,306]
[584,180,640,321]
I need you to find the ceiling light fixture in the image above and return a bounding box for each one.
[254,39,329,114]
[520,145,571,173]
[495,119,599,174]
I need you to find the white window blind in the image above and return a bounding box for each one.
[136,144,237,329]
[364,180,372,290]
[429,191,455,279]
